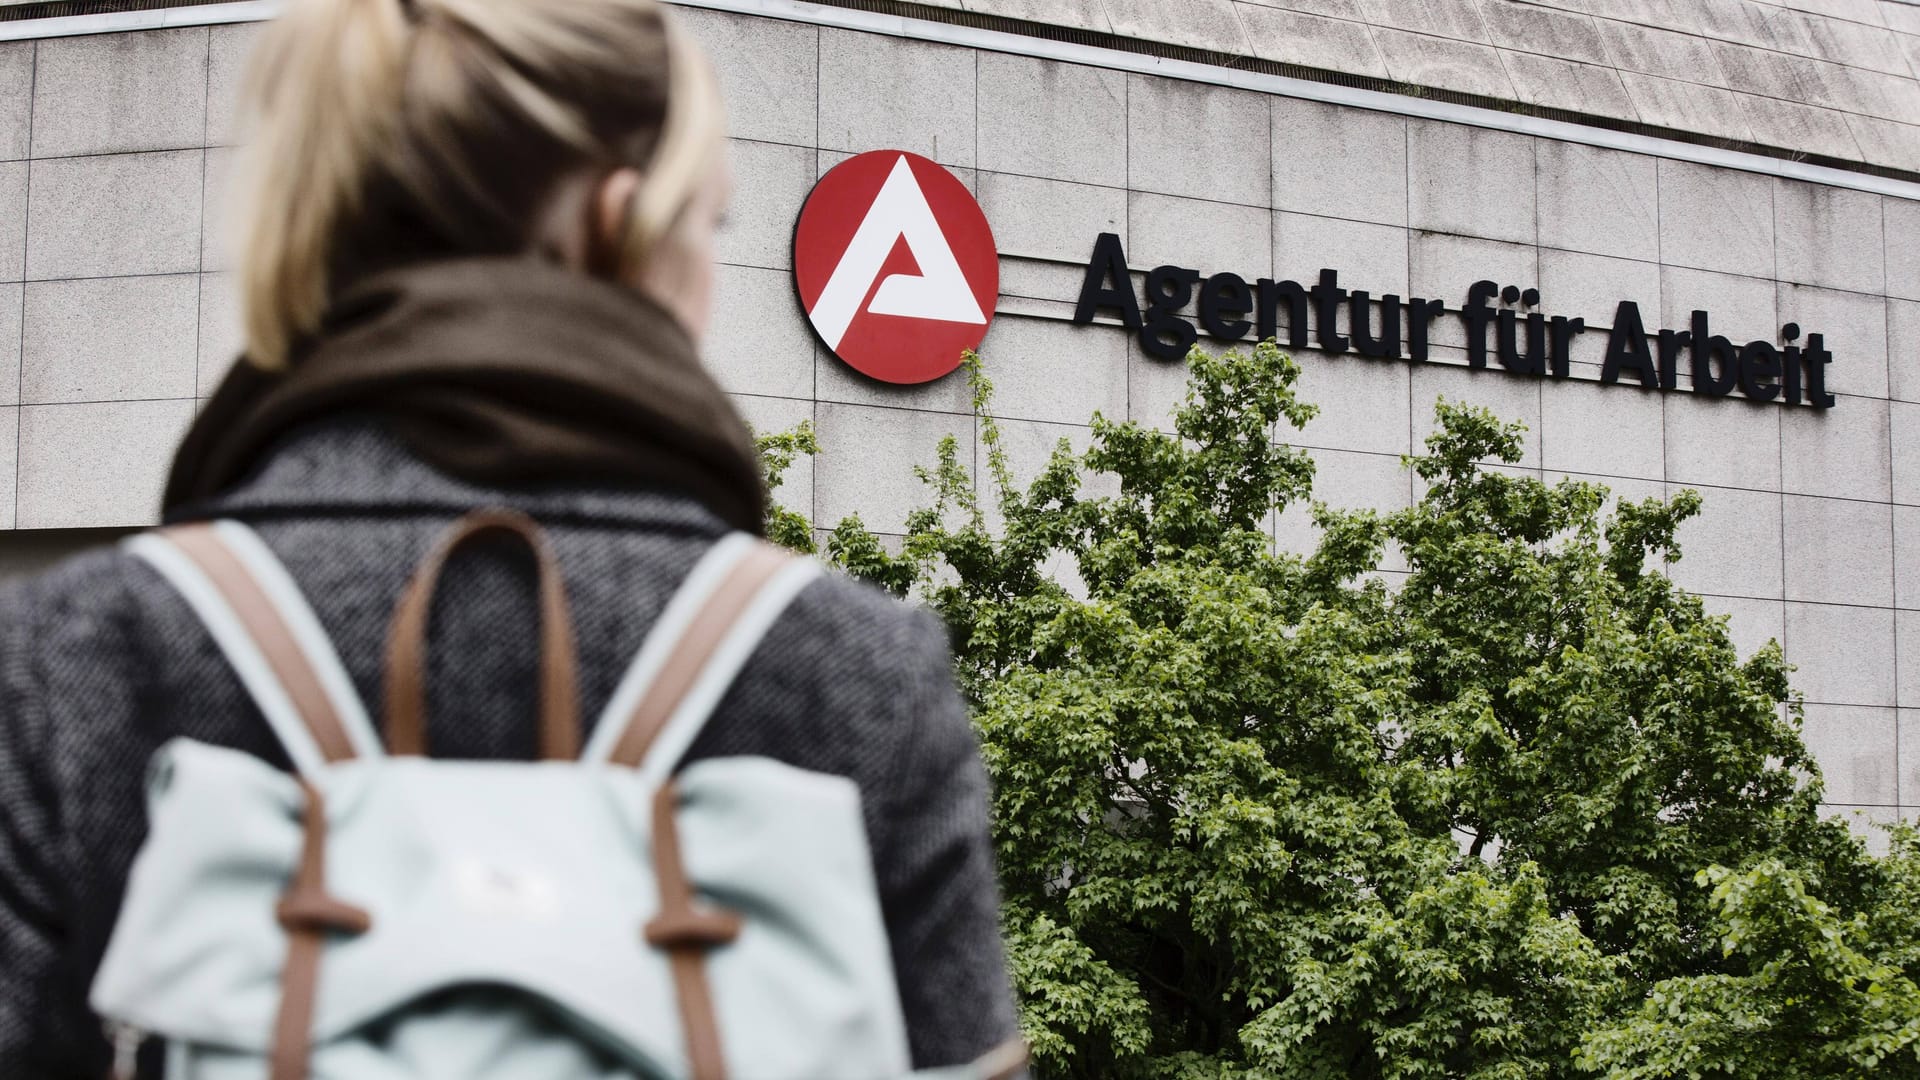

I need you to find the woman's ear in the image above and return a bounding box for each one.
[586,167,645,282]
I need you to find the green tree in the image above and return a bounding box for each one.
[754,342,1916,1077]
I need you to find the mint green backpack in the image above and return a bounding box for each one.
[89,511,1024,1080]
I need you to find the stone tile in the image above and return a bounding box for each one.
[813,402,974,533]
[21,274,197,405]
[0,161,24,284]
[1274,213,1407,298]
[818,30,974,167]
[1899,505,1920,608]
[1659,265,1778,349]
[1802,14,1910,77]
[1539,250,1660,333]
[1846,116,1920,175]
[978,173,1125,264]
[1484,2,1609,62]
[1671,486,1782,600]
[0,284,19,406]
[1801,705,1899,806]
[1409,233,1536,350]
[1407,120,1534,245]
[1835,805,1898,856]
[716,140,813,272]
[31,28,207,158]
[1773,179,1884,296]
[1101,0,1252,54]
[1700,593,1784,660]
[1411,361,1540,468]
[1127,330,1194,434]
[1902,609,1920,706]
[17,399,193,528]
[1904,708,1920,805]
[704,263,815,400]
[816,339,976,416]
[1784,602,1896,707]
[977,54,1126,188]
[26,150,202,280]
[1656,158,1773,277]
[200,146,234,274]
[1885,197,1920,303]
[677,8,816,148]
[1892,300,1920,404]
[1127,75,1269,207]
[0,43,32,161]
[1128,191,1270,277]
[1240,5,1390,77]
[205,23,262,148]
[729,392,814,515]
[976,314,1127,427]
[1664,387,1781,490]
[1781,395,1888,502]
[1596,20,1727,85]
[998,258,1089,305]
[976,415,1114,532]
[1358,0,1493,41]
[1783,495,1892,608]
[1288,354,1411,456]
[1622,72,1753,144]
[1273,97,1405,227]
[1500,51,1636,118]
[1736,95,1863,163]
[1536,142,1658,263]
[1778,284,1885,401]
[197,271,240,395]
[962,0,1111,28]
[1371,29,1513,99]
[1541,377,1664,480]
[1275,447,1412,564]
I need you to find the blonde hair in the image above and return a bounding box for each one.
[230,0,723,370]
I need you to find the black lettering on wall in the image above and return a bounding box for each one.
[1407,298,1447,364]
[1738,341,1782,402]
[1462,281,1499,370]
[1309,269,1350,353]
[1803,332,1835,408]
[1073,232,1141,329]
[1198,272,1252,341]
[1601,301,1658,387]
[1141,265,1200,362]
[1689,311,1738,397]
[1350,293,1403,359]
[1657,328,1691,391]
[1548,316,1585,379]
[1257,278,1310,349]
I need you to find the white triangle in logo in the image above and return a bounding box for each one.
[807,155,988,351]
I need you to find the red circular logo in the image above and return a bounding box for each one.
[793,151,999,385]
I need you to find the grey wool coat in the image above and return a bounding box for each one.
[0,418,1018,1078]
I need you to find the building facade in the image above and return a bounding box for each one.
[0,0,1916,833]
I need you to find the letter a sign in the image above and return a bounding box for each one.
[794,151,999,384]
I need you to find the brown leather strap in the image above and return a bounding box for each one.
[643,781,741,1080]
[271,782,371,1080]
[167,524,357,766]
[385,509,581,760]
[607,543,793,768]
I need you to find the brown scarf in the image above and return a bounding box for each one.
[165,257,767,534]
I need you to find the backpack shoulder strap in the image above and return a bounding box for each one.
[582,534,821,783]
[126,521,383,777]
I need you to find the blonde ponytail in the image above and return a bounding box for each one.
[228,0,717,370]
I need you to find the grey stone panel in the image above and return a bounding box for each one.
[1887,197,1920,303]
[813,401,974,533]
[1783,493,1893,607]
[704,263,815,401]
[1801,704,1899,806]
[1102,0,1254,54]
[975,314,1128,426]
[729,392,815,514]
[818,30,974,167]
[26,150,202,281]
[1483,2,1610,63]
[1780,283,1885,400]
[1127,75,1270,207]
[677,8,816,148]
[1372,29,1514,99]
[31,29,207,159]
[999,257,1090,305]
[816,346,975,416]
[0,43,32,162]
[205,24,261,148]
[1664,388,1782,490]
[976,54,1126,188]
[1670,484,1784,599]
[1359,0,1492,41]
[1239,6,1390,77]
[0,160,24,283]
[1659,265,1777,348]
[201,146,234,274]
[1407,120,1534,246]
[1536,142,1659,263]
[1843,115,1920,174]
[1898,402,1920,509]
[978,173,1125,263]
[1275,213,1408,295]
[1272,97,1406,227]
[1901,609,1920,705]
[17,399,192,528]
[1274,446,1412,566]
[1539,249,1660,332]
[1620,72,1754,143]
[976,415,1113,533]
[0,283,18,406]
[817,149,976,195]
[1781,394,1890,502]
[1541,377,1664,480]
[1905,708,1920,805]
[1656,159,1773,277]
[1411,360,1541,467]
[1899,504,1920,608]
[1596,20,1729,86]
[1712,40,1809,99]
[1129,330,1197,432]
[1700,592,1785,660]
[1410,232,1537,349]
[1773,179,1885,296]
[1128,191,1271,278]
[961,0,1111,30]
[1786,601,1897,706]
[1735,94,1864,163]
[21,274,197,405]
[715,139,813,272]
[197,271,239,396]
[1500,50,1637,117]
[1804,17,1912,78]
[1891,299,1920,404]
[1288,353,1412,456]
